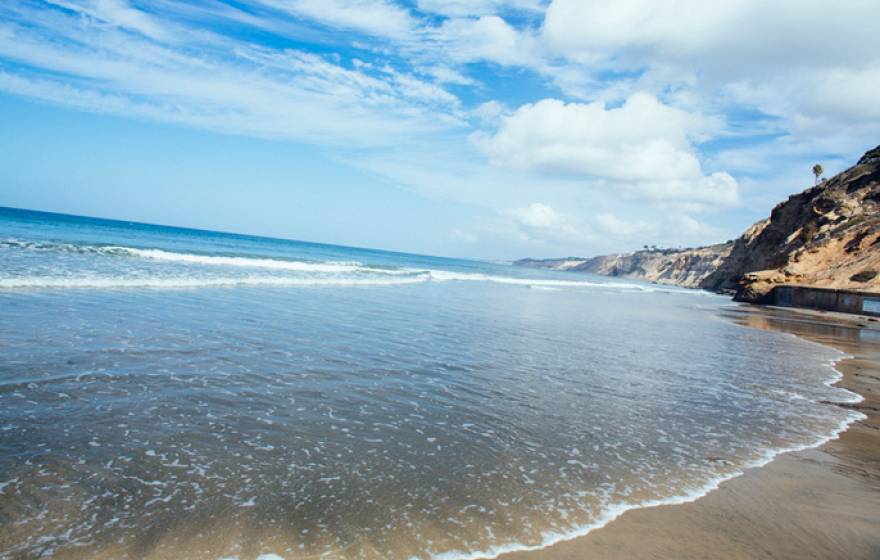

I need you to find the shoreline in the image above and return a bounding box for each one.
[4,293,877,559]
[494,303,880,560]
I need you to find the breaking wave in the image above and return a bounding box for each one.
[0,238,662,292]
[0,275,430,289]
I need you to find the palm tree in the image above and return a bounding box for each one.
[812,164,823,186]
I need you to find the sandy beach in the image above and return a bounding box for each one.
[503,304,880,560]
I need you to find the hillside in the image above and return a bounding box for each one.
[516,145,880,301]
[516,243,732,289]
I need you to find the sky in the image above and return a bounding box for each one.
[0,1,878,259]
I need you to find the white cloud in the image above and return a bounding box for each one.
[255,0,416,39]
[453,203,724,256]
[46,0,169,40]
[0,3,465,146]
[471,100,505,125]
[495,202,584,243]
[497,203,585,245]
[543,1,740,61]
[418,65,477,86]
[503,202,565,229]
[592,212,718,247]
[724,65,880,127]
[542,0,879,68]
[473,93,738,206]
[541,0,880,126]
[417,0,543,18]
[428,15,540,67]
[247,1,547,71]
[594,213,647,237]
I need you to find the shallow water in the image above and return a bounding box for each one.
[0,207,863,560]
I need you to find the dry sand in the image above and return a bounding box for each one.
[502,304,880,560]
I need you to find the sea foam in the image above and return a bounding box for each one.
[1,240,666,292]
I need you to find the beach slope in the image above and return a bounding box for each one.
[502,306,880,560]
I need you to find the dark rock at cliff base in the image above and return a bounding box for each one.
[850,270,878,283]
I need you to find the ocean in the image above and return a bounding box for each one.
[0,207,863,560]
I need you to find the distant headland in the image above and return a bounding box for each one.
[517,145,880,313]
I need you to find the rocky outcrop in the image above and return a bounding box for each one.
[710,146,880,301]
[516,145,880,301]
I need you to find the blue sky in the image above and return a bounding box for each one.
[0,1,878,259]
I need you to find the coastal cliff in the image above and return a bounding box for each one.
[516,243,732,289]
[516,146,880,301]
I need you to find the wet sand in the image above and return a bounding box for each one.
[503,304,880,560]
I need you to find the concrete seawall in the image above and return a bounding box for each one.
[771,285,880,317]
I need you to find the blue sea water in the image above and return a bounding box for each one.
[0,207,864,560]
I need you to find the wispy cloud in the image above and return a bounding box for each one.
[0,1,465,146]
[253,0,417,40]
[1,0,876,257]
[45,0,170,40]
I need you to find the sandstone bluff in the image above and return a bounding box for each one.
[516,145,880,303]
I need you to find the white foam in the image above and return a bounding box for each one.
[766,329,865,405]
[209,399,865,560]
[0,272,661,292]
[2,238,692,293]
[117,248,667,292]
[2,239,412,275]
[426,270,652,291]
[0,267,663,294]
[109,247,378,274]
[420,422,863,560]
[821,353,864,404]
[0,275,429,290]
[208,393,861,560]
[409,352,866,560]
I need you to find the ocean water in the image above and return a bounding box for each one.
[0,207,864,560]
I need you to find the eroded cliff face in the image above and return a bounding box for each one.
[516,146,880,300]
[715,146,880,301]
[515,244,732,288]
